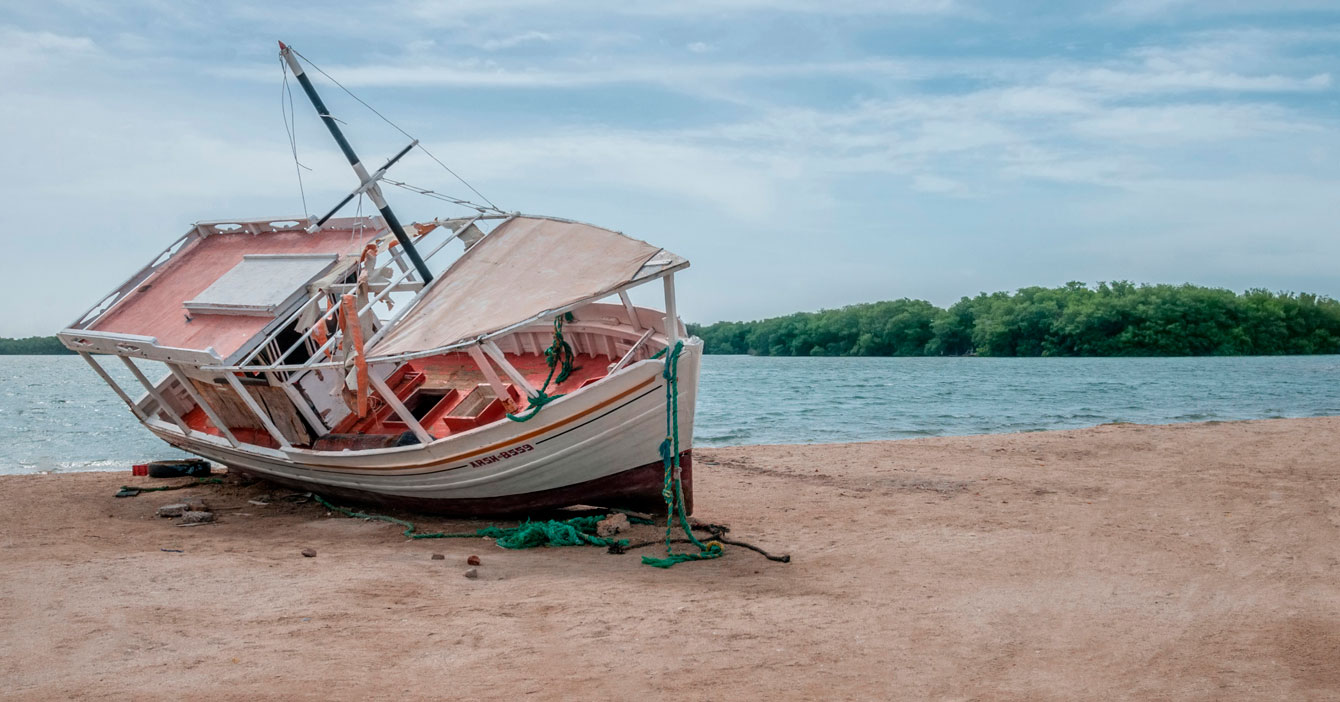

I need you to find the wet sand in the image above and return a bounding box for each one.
[2,418,1338,701]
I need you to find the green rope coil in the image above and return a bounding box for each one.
[641,341,724,568]
[312,493,632,548]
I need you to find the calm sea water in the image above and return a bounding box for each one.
[2,354,1337,474]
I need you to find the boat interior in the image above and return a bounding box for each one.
[171,302,673,450]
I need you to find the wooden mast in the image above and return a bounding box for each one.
[278,41,433,284]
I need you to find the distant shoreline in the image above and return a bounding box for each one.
[691,282,1340,357]
[0,336,72,355]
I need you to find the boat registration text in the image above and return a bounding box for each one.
[469,444,534,468]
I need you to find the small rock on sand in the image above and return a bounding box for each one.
[466,555,481,566]
[431,553,444,560]
[179,510,214,524]
[463,568,478,579]
[157,503,188,518]
[596,513,629,538]
[301,548,317,558]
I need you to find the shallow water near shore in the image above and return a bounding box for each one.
[2,354,1338,473]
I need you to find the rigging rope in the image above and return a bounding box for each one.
[287,48,502,213]
[506,314,579,422]
[642,341,724,568]
[384,178,494,212]
[279,57,311,218]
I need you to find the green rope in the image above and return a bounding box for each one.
[478,516,623,549]
[312,493,634,548]
[507,314,579,422]
[642,341,724,568]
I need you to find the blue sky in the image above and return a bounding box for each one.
[3,0,1338,336]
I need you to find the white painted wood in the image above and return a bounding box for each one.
[58,329,222,366]
[184,254,338,317]
[224,373,293,449]
[119,356,193,435]
[293,367,350,433]
[482,341,538,398]
[663,273,679,347]
[269,372,330,433]
[610,328,656,374]
[467,344,515,409]
[368,373,433,444]
[618,290,642,330]
[167,364,240,447]
[80,352,147,420]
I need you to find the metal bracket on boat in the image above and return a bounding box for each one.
[308,140,419,233]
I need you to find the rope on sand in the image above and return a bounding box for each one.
[311,493,641,549]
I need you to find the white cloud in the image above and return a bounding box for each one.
[405,0,967,24]
[477,31,555,51]
[210,56,929,91]
[1048,66,1331,94]
[1071,103,1312,143]
[0,26,98,68]
[1105,0,1340,19]
[911,174,963,194]
[431,131,791,220]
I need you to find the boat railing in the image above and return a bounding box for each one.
[223,214,491,376]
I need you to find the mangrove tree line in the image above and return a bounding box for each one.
[0,336,74,355]
[687,282,1340,357]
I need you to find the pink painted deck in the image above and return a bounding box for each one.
[92,224,381,357]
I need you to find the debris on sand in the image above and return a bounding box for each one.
[157,503,189,518]
[596,513,629,538]
[179,510,214,525]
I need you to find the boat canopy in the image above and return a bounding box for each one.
[368,216,685,361]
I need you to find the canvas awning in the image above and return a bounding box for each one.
[368,216,685,360]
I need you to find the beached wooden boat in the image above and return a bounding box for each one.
[59,43,701,516]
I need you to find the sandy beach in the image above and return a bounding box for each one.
[2,417,1338,700]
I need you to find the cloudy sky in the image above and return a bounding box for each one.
[3,0,1338,336]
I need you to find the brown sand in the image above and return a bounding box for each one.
[2,418,1338,701]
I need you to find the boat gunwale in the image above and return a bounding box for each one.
[140,341,699,471]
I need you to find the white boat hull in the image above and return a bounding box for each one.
[146,341,702,515]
